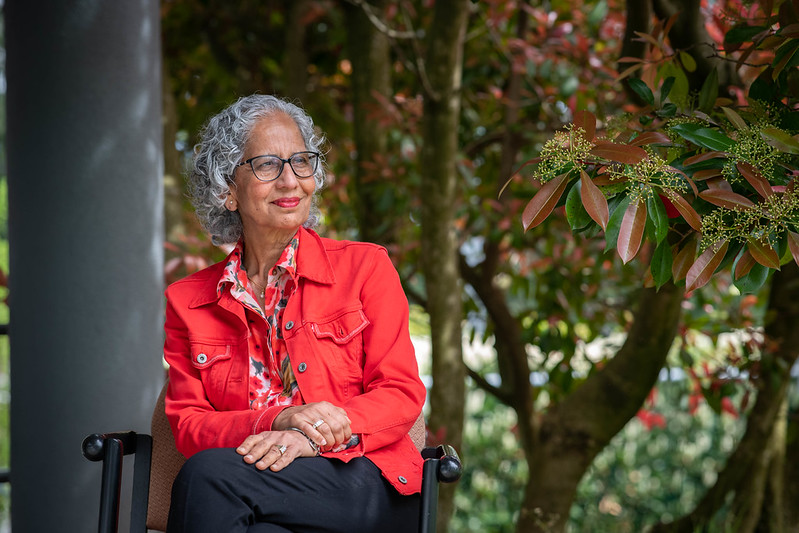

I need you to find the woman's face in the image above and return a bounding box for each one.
[228,112,316,240]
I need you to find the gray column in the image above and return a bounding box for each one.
[5,1,164,531]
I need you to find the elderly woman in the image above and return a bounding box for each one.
[163,94,426,533]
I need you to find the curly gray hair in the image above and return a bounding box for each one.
[189,94,326,245]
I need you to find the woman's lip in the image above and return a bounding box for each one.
[273,197,301,208]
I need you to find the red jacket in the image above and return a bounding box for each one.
[164,228,427,494]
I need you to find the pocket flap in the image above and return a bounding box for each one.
[311,310,370,343]
[189,343,232,369]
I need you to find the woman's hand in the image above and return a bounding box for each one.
[271,401,352,452]
[236,430,317,471]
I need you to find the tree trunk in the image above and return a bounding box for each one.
[651,263,799,533]
[343,0,394,245]
[163,62,185,248]
[282,0,309,101]
[420,1,471,530]
[516,283,684,532]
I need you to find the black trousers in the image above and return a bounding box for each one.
[166,448,420,533]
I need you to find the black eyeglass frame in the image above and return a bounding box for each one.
[235,151,320,182]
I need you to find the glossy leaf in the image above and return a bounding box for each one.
[761,127,799,154]
[672,238,697,282]
[573,110,596,141]
[565,179,593,231]
[733,249,756,279]
[522,173,571,231]
[747,237,780,269]
[722,107,748,130]
[671,123,734,152]
[686,241,729,292]
[629,131,671,147]
[646,194,668,244]
[698,67,718,112]
[788,231,799,266]
[666,193,702,231]
[684,151,727,167]
[699,189,756,209]
[617,198,647,263]
[651,240,673,289]
[579,170,609,230]
[734,261,770,294]
[628,78,654,105]
[737,162,773,198]
[589,140,648,164]
[659,76,675,104]
[605,196,630,251]
[693,169,723,181]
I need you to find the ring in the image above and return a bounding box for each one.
[312,419,325,429]
[276,444,287,455]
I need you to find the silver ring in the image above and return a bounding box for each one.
[276,444,287,455]
[312,419,325,429]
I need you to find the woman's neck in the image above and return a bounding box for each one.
[241,227,298,279]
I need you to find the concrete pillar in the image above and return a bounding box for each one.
[5,1,164,530]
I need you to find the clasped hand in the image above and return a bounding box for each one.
[236,401,352,471]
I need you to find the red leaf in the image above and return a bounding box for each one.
[788,231,799,266]
[736,162,773,198]
[630,131,672,147]
[693,169,723,181]
[686,241,729,292]
[522,173,571,231]
[666,193,702,231]
[684,151,727,167]
[672,239,697,282]
[573,111,596,141]
[618,199,647,263]
[580,170,609,230]
[747,238,780,269]
[699,189,756,209]
[734,250,756,279]
[659,194,680,218]
[589,140,648,164]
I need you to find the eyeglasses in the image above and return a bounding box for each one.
[235,151,320,182]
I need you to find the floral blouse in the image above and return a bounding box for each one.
[216,233,302,410]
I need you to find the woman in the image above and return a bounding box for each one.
[163,94,426,532]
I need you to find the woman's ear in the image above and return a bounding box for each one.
[225,194,237,211]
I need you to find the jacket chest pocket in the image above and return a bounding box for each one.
[190,342,235,409]
[309,309,369,378]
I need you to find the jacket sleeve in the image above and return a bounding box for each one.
[163,290,280,458]
[335,248,427,454]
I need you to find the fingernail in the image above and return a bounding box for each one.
[236,447,246,454]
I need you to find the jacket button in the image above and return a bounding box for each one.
[285,321,294,330]
[298,362,307,373]
[196,353,207,364]
[398,476,408,484]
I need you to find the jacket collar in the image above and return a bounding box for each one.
[188,227,335,309]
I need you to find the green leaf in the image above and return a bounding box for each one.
[565,179,593,231]
[698,67,719,112]
[628,78,655,105]
[733,261,770,294]
[651,240,673,289]
[671,123,734,151]
[646,194,668,244]
[605,195,630,251]
[679,51,697,72]
[724,24,769,44]
[660,76,675,104]
[761,127,799,154]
